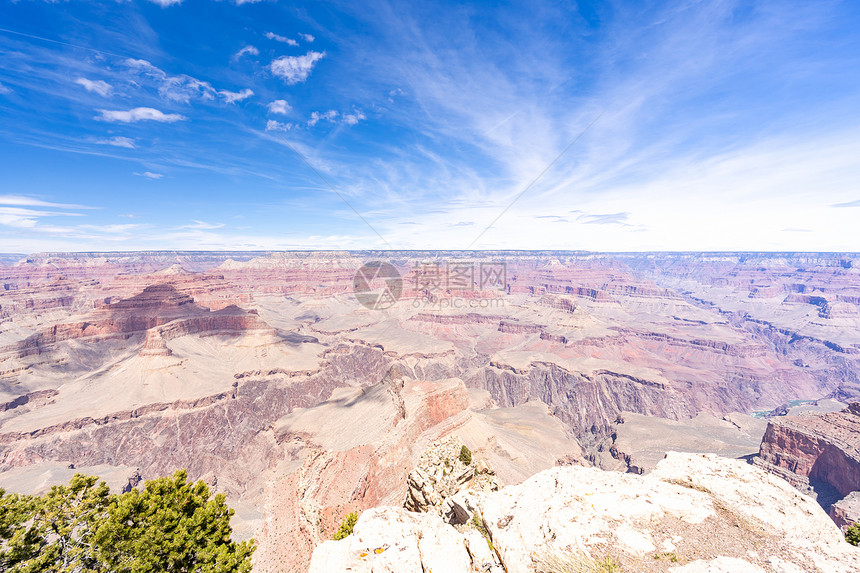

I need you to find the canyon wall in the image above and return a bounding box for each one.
[753,403,860,520]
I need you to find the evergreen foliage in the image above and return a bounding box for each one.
[333,512,358,540]
[459,445,472,465]
[0,470,254,573]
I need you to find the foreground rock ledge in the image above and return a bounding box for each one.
[308,452,860,573]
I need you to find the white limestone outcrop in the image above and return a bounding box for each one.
[308,452,860,573]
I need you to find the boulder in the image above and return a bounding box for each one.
[307,506,473,573]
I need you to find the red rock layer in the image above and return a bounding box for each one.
[754,403,860,498]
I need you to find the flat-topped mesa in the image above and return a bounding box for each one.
[820,301,860,319]
[536,293,577,313]
[2,285,274,359]
[409,313,500,325]
[753,402,860,517]
[109,271,253,311]
[497,321,544,335]
[105,283,197,313]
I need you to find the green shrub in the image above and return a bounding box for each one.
[472,512,488,536]
[471,512,492,551]
[846,523,860,546]
[333,511,359,540]
[459,445,472,465]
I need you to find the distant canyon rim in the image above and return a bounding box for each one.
[1,250,859,571]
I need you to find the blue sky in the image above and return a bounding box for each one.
[1,0,859,252]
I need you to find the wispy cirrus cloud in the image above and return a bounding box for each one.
[300,33,314,43]
[219,88,254,103]
[134,171,164,179]
[75,77,112,97]
[270,51,325,84]
[0,208,78,228]
[124,59,216,103]
[92,136,135,148]
[265,32,298,46]
[0,195,93,230]
[233,45,259,60]
[183,220,225,229]
[579,212,630,225]
[0,195,94,209]
[96,107,186,123]
[831,199,860,208]
[78,223,149,233]
[0,82,11,95]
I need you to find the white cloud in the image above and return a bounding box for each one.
[832,199,860,208]
[0,207,84,229]
[124,59,216,103]
[96,107,186,123]
[265,32,298,46]
[0,196,93,209]
[78,223,148,233]
[578,212,630,225]
[148,0,183,6]
[267,99,291,115]
[134,171,164,180]
[308,110,338,127]
[270,51,325,84]
[75,77,112,97]
[219,88,254,103]
[93,136,135,149]
[233,45,259,60]
[0,82,10,95]
[183,220,225,229]
[265,120,292,132]
[300,33,315,43]
[343,110,366,126]
[0,211,39,228]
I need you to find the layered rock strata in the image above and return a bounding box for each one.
[753,403,860,522]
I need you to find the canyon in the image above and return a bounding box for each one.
[1,251,859,570]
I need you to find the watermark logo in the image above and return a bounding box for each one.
[414,261,506,292]
[353,261,403,310]
[412,261,507,310]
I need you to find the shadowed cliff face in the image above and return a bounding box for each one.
[753,403,860,513]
